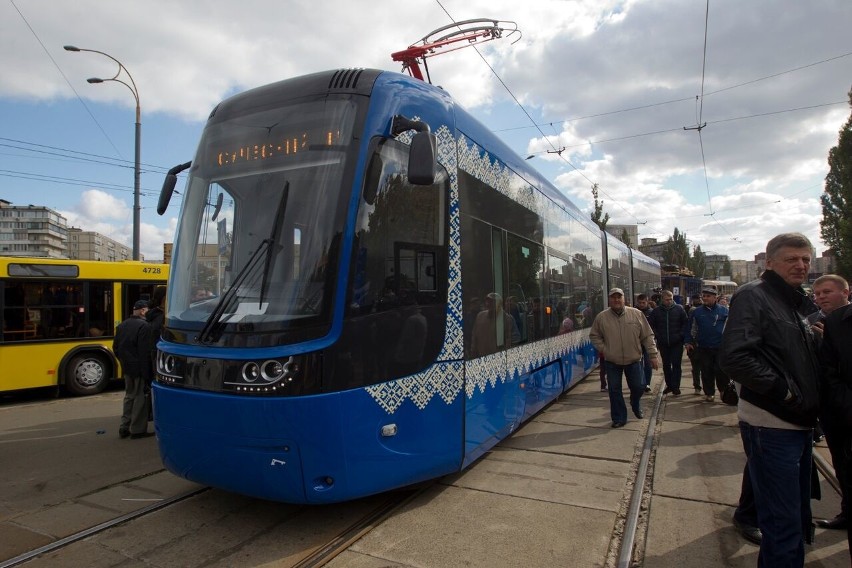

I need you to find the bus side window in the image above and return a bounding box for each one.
[3,284,27,341]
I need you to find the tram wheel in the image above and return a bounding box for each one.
[65,354,110,396]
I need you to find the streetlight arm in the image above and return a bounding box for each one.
[65,44,142,260]
[64,45,139,109]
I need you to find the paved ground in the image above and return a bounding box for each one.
[330,376,850,567]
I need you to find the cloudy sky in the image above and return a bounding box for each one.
[1,0,850,265]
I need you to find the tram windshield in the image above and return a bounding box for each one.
[167,98,359,344]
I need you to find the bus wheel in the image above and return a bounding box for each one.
[65,354,109,396]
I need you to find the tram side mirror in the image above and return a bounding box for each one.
[157,161,192,215]
[390,115,436,186]
[211,193,224,221]
[408,131,436,186]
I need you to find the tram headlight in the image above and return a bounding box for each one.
[154,352,318,395]
[156,350,183,383]
[261,360,285,382]
[226,356,304,393]
[161,353,177,375]
[241,362,261,383]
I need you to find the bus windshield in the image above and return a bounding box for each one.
[167,98,359,343]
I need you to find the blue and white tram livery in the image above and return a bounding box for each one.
[154,68,660,504]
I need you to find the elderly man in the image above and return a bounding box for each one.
[809,274,851,531]
[590,288,659,428]
[114,299,154,439]
[720,233,820,567]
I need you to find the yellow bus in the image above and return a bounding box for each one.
[0,257,168,395]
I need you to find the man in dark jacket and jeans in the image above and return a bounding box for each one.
[720,232,820,567]
[114,300,154,439]
[649,290,689,395]
[685,286,728,402]
[820,300,852,561]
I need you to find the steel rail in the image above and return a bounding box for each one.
[617,385,664,568]
[0,487,209,568]
[292,485,428,568]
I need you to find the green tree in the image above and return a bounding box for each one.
[663,228,690,269]
[590,183,610,230]
[689,245,707,277]
[619,228,632,248]
[821,87,852,279]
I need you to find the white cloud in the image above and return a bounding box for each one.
[1,0,850,262]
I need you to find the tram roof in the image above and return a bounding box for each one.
[206,68,597,234]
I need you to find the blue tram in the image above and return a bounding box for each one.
[154,68,660,503]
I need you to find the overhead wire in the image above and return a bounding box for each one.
[432,0,840,249]
[6,1,182,217]
[9,0,125,160]
[494,50,852,134]
[682,0,743,247]
[433,0,656,233]
[0,137,169,174]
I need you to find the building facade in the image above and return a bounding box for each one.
[0,200,68,257]
[66,228,133,262]
[638,238,667,264]
[606,224,640,249]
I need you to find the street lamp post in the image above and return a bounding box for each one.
[64,45,141,261]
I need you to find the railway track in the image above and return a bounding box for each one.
[0,487,209,568]
[615,387,842,568]
[1,378,846,568]
[1,479,428,568]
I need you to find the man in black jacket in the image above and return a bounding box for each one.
[114,300,154,439]
[720,232,820,567]
[808,274,850,531]
[820,300,852,561]
[648,290,688,395]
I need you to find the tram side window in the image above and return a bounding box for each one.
[506,234,544,342]
[547,253,574,333]
[461,218,507,359]
[332,138,450,389]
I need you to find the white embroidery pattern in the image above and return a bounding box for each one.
[365,129,594,415]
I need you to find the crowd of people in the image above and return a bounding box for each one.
[589,232,852,566]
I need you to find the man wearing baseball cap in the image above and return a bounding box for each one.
[113,299,154,439]
[590,287,659,428]
[684,286,728,402]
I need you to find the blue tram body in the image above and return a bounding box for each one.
[153,69,658,503]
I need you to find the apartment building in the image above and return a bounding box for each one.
[0,200,68,257]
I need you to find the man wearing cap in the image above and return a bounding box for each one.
[113,299,154,439]
[684,286,728,402]
[590,287,659,428]
[686,294,704,395]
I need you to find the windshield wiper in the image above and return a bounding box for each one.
[196,238,271,344]
[196,182,291,345]
[259,181,289,307]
